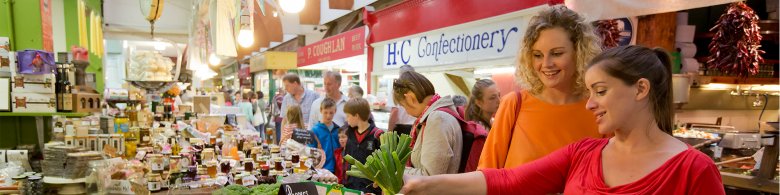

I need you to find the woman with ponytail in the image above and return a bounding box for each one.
[399,45,725,195]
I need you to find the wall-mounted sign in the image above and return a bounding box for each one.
[379,17,525,69]
[298,27,365,67]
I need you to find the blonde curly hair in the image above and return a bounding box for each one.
[515,5,602,96]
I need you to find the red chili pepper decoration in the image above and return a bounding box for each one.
[593,19,621,49]
[707,2,764,78]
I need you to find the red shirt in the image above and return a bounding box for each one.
[334,147,345,184]
[481,138,724,195]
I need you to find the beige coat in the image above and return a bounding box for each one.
[406,96,463,176]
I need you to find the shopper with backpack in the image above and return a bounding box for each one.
[393,70,464,176]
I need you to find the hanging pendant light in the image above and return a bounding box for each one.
[209,53,221,65]
[279,0,305,13]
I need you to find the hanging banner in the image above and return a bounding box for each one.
[40,0,53,52]
[297,27,365,67]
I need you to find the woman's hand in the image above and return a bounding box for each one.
[400,174,427,195]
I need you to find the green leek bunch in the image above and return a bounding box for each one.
[345,132,412,195]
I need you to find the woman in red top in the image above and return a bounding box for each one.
[399,45,725,195]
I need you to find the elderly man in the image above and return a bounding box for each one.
[280,73,320,129]
[308,71,348,128]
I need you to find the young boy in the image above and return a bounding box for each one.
[342,98,383,194]
[308,98,340,173]
[333,127,347,183]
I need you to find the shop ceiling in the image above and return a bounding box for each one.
[103,0,377,48]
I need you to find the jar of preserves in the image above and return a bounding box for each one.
[146,173,162,192]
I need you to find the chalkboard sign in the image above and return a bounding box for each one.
[291,128,316,146]
[278,181,318,195]
[225,114,237,126]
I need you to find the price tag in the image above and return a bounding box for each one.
[135,150,147,161]
[53,127,63,133]
[291,128,315,146]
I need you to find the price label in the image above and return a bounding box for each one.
[135,150,147,161]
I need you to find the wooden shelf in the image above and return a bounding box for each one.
[721,172,779,193]
[699,76,779,85]
[0,112,92,117]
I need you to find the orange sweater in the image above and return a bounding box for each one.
[478,91,602,169]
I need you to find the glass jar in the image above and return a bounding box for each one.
[260,165,270,177]
[148,154,165,173]
[270,145,280,159]
[196,167,207,181]
[243,158,254,172]
[139,127,151,145]
[273,158,283,171]
[146,173,162,192]
[220,160,232,174]
[299,156,309,173]
[250,146,261,160]
[187,165,198,180]
[207,161,218,178]
[291,152,300,164]
[26,176,42,195]
[201,148,215,162]
[12,176,26,195]
[169,155,181,172]
[179,153,191,170]
[124,137,138,159]
[161,172,170,190]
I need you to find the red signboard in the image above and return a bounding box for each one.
[239,65,251,86]
[297,27,365,67]
[40,0,53,52]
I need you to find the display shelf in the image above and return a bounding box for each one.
[0,112,92,117]
[699,76,779,85]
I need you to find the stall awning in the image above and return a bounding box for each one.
[249,51,297,72]
[565,0,741,20]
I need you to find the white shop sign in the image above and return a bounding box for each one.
[379,16,527,69]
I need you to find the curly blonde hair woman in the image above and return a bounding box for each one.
[478,4,605,169]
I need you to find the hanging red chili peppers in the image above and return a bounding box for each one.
[707,2,764,78]
[593,19,621,49]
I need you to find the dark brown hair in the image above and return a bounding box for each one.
[588,45,674,134]
[344,97,371,121]
[392,71,435,105]
[320,98,336,110]
[282,73,301,84]
[466,79,496,129]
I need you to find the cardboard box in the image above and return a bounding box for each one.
[72,93,101,113]
[0,77,9,111]
[11,92,55,113]
[10,62,56,93]
[0,38,9,72]
[10,73,55,93]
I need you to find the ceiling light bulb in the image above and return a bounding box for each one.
[209,53,220,65]
[237,29,254,48]
[280,0,305,13]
